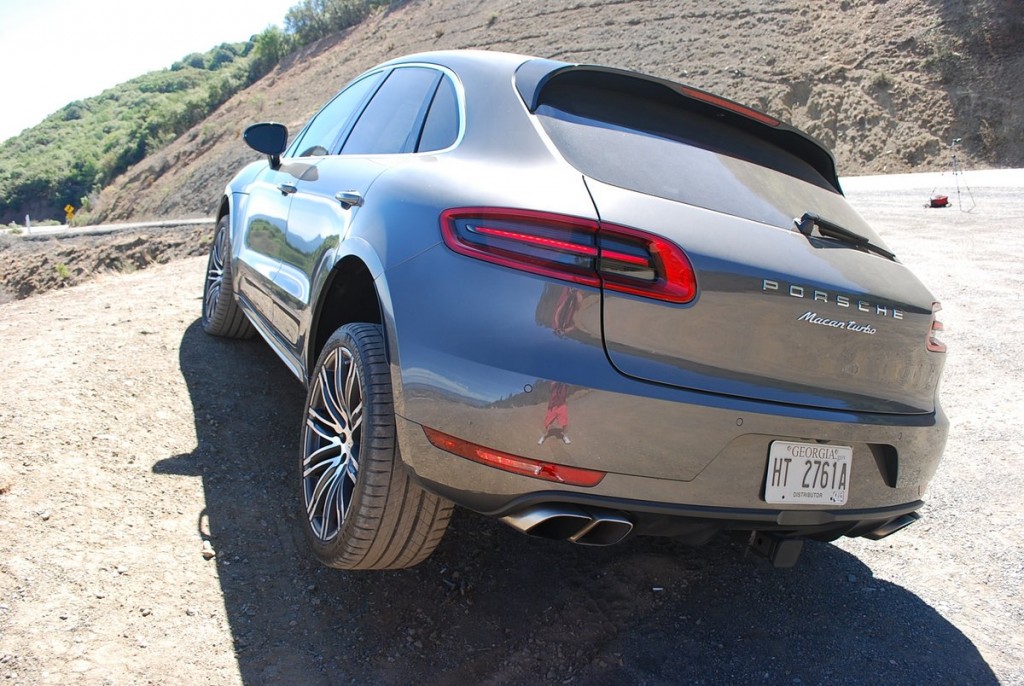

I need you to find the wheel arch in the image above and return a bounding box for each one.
[308,253,390,382]
[216,195,230,224]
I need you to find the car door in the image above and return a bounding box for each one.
[234,159,319,329]
[235,70,385,358]
[273,66,452,363]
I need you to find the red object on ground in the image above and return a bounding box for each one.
[930,195,950,208]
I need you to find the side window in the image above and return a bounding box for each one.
[417,76,460,152]
[341,67,441,155]
[290,71,385,158]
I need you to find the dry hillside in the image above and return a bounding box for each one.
[89,0,1023,223]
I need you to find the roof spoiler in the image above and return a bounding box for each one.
[514,59,841,192]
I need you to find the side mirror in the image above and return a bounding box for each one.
[244,122,288,170]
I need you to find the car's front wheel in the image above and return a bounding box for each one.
[301,323,453,570]
[201,215,253,338]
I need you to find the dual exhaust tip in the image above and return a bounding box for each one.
[500,505,634,546]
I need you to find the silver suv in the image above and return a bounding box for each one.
[202,50,948,569]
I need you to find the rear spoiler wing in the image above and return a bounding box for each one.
[514,59,841,193]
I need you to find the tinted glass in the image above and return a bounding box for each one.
[417,76,460,152]
[536,78,875,235]
[292,71,385,157]
[342,67,441,155]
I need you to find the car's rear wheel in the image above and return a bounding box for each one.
[301,323,452,570]
[201,215,253,338]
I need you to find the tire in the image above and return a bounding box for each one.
[201,215,254,338]
[300,323,453,570]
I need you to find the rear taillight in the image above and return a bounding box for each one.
[927,301,946,353]
[440,208,696,304]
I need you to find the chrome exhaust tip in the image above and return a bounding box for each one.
[569,511,633,546]
[500,505,592,540]
[500,505,633,546]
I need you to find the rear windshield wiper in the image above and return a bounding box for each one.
[795,212,896,261]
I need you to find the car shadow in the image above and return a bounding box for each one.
[154,319,997,685]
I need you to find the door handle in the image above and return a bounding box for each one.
[335,191,364,210]
[277,183,297,196]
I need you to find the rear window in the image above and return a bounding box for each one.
[534,72,871,233]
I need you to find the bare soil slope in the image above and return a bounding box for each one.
[0,225,211,303]
[89,0,1023,223]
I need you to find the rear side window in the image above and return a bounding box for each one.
[417,76,460,152]
[290,71,385,157]
[341,67,441,155]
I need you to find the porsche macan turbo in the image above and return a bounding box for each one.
[202,50,948,569]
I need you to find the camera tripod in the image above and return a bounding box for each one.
[934,137,976,212]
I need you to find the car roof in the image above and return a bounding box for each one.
[375,50,839,190]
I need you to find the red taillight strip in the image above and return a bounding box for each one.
[927,301,947,353]
[423,426,606,487]
[440,207,697,304]
[676,85,780,127]
[440,208,601,288]
[600,249,650,267]
[469,225,599,258]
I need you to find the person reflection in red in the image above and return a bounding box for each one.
[539,287,583,445]
[539,381,571,445]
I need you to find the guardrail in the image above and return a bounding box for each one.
[4,218,215,238]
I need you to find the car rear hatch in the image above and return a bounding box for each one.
[524,65,944,414]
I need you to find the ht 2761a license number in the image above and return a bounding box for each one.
[764,441,852,506]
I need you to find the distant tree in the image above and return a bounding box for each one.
[285,0,331,44]
[209,47,235,69]
[284,0,395,47]
[249,26,290,80]
[62,101,85,121]
[184,52,207,69]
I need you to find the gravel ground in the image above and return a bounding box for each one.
[0,170,1021,684]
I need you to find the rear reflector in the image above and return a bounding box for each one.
[927,301,946,353]
[440,208,697,303]
[422,426,606,487]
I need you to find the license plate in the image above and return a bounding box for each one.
[764,441,852,506]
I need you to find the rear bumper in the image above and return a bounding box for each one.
[385,246,948,539]
[395,396,946,542]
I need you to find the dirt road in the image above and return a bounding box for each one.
[1,172,1022,684]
